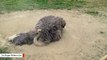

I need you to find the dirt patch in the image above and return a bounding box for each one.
[0,10,107,60]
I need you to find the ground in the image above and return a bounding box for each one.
[0,10,107,60]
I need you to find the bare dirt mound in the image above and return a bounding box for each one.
[0,10,107,60]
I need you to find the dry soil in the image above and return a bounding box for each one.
[0,10,107,60]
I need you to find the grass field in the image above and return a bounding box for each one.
[0,0,86,12]
[0,0,107,13]
[82,0,107,16]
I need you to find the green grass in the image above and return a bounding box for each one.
[0,0,86,12]
[0,47,12,60]
[84,9,107,17]
[85,10,99,16]
[82,0,107,16]
[35,0,86,9]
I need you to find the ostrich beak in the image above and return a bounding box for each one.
[37,29,42,32]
